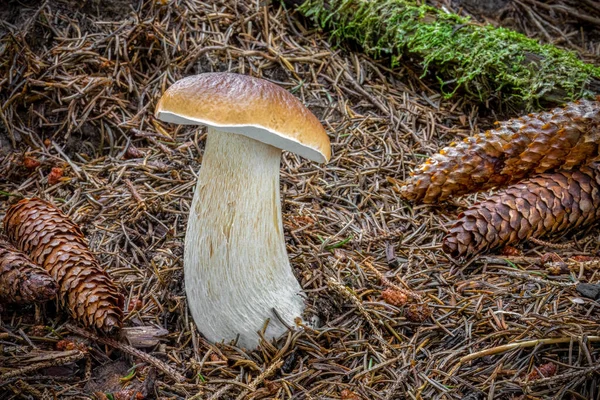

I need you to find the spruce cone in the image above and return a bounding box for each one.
[4,198,124,334]
[401,98,600,203]
[443,163,600,258]
[0,238,57,304]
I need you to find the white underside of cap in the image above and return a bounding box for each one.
[184,129,305,349]
[156,111,327,163]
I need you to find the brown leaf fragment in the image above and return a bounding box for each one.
[340,388,362,400]
[381,288,408,307]
[401,98,600,203]
[56,338,88,352]
[443,164,600,258]
[114,389,145,400]
[0,237,57,304]
[124,145,144,159]
[405,303,432,323]
[47,167,64,185]
[4,198,124,334]
[22,155,40,169]
[527,361,557,380]
[500,245,522,257]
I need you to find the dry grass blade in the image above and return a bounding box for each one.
[459,336,600,364]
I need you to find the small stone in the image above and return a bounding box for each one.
[576,283,600,300]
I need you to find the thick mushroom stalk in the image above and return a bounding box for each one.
[185,128,304,348]
[155,72,330,349]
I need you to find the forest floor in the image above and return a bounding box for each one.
[1,0,600,399]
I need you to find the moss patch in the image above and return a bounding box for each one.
[299,0,600,109]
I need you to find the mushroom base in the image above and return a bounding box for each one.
[184,128,305,349]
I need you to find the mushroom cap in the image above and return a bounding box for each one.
[155,73,331,163]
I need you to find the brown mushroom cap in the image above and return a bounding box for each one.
[155,72,331,163]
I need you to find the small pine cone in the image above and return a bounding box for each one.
[443,163,600,258]
[401,98,600,203]
[4,198,124,334]
[0,238,57,304]
[527,361,557,380]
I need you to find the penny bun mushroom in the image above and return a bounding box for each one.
[155,72,330,348]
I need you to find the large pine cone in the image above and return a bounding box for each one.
[0,238,57,304]
[443,163,600,258]
[401,98,600,203]
[4,198,124,334]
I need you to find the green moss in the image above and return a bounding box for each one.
[299,0,600,109]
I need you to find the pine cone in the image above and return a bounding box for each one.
[4,198,124,334]
[401,98,600,203]
[0,238,57,304]
[443,163,600,258]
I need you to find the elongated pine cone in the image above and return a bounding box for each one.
[0,238,57,304]
[4,198,124,334]
[401,98,600,203]
[443,163,600,258]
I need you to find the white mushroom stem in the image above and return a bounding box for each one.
[184,127,305,349]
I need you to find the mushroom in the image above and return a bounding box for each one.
[155,72,331,349]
